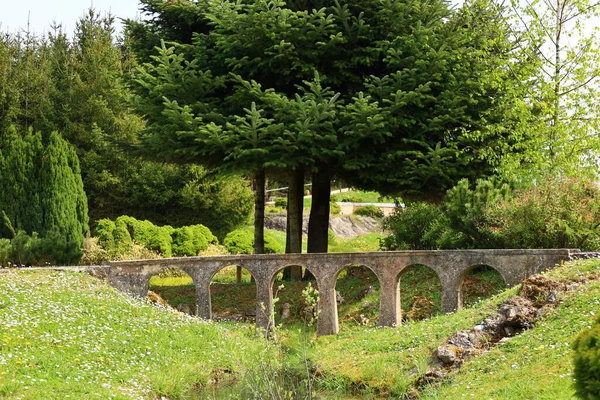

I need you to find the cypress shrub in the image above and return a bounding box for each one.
[573,312,600,398]
[0,129,89,264]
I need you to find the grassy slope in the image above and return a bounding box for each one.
[2,260,597,399]
[309,259,600,398]
[0,270,269,399]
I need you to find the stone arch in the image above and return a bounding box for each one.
[334,263,382,329]
[458,264,507,308]
[147,266,198,315]
[268,264,319,327]
[209,264,257,322]
[396,264,442,321]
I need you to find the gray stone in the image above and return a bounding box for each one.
[176,303,193,315]
[280,303,292,320]
[436,345,457,364]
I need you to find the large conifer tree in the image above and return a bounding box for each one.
[128,0,523,253]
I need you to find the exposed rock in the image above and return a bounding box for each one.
[335,291,345,305]
[147,290,169,307]
[546,290,558,304]
[448,330,485,349]
[414,369,447,389]
[435,345,457,364]
[176,303,194,315]
[280,302,292,319]
[497,296,536,329]
[519,275,566,306]
[264,215,382,238]
[503,326,516,336]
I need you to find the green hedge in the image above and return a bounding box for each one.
[223,228,284,254]
[93,216,217,258]
[573,312,600,398]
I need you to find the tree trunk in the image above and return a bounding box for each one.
[253,170,265,255]
[305,168,331,280]
[307,168,331,253]
[283,169,304,280]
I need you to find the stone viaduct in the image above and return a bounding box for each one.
[97,249,577,336]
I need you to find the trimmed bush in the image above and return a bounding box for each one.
[223,229,253,254]
[93,216,217,259]
[223,228,284,254]
[172,225,213,256]
[95,219,116,252]
[115,216,174,257]
[573,312,600,398]
[354,205,384,218]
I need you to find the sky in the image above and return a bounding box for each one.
[0,0,142,37]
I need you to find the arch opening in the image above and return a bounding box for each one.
[210,265,257,322]
[459,265,506,308]
[148,267,196,315]
[397,264,441,321]
[271,265,319,327]
[334,264,381,329]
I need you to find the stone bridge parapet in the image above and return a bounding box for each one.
[99,249,577,336]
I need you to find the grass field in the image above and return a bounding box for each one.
[1,259,597,398]
[0,270,269,399]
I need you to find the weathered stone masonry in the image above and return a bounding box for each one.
[98,249,576,336]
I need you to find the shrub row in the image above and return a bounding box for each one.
[94,216,218,258]
[223,228,284,254]
[382,178,600,251]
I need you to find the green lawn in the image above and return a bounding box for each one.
[3,259,597,399]
[0,269,270,399]
[309,259,600,398]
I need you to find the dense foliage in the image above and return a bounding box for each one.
[0,11,254,241]
[223,228,284,255]
[94,216,218,258]
[383,178,600,251]
[127,0,523,253]
[572,312,600,399]
[0,129,88,265]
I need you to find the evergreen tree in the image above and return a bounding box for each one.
[128,0,522,254]
[0,10,254,237]
[0,128,89,264]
